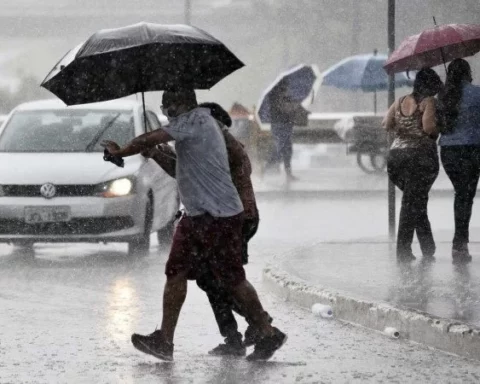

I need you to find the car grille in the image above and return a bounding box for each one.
[0,217,134,236]
[2,185,97,197]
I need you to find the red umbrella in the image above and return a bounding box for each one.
[384,23,480,74]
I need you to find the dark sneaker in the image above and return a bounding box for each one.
[131,329,174,361]
[246,327,287,361]
[286,174,299,182]
[397,252,416,262]
[452,248,472,264]
[244,314,273,347]
[209,336,246,357]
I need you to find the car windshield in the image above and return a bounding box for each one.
[0,109,135,152]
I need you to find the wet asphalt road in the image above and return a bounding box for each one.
[1,196,480,384]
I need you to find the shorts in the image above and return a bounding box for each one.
[165,212,246,287]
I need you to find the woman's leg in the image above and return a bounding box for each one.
[415,151,439,257]
[265,133,282,171]
[388,149,416,257]
[387,149,406,191]
[441,146,478,251]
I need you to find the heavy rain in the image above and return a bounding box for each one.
[1,1,480,383]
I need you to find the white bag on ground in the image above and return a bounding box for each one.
[384,327,400,339]
[311,303,333,318]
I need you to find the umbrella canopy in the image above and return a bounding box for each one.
[384,23,480,74]
[257,63,321,125]
[322,52,413,92]
[41,22,244,105]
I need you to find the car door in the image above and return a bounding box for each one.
[143,110,178,231]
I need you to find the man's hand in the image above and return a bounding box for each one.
[101,140,121,155]
[100,128,173,159]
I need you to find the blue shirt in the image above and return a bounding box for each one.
[440,82,480,146]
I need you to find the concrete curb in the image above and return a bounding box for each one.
[263,265,480,361]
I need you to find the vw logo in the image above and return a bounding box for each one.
[40,183,56,199]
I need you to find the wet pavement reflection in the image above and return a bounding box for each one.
[285,241,480,327]
[2,197,480,382]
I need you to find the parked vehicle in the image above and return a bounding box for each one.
[334,115,388,173]
[0,99,179,256]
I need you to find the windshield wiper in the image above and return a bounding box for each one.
[85,113,121,152]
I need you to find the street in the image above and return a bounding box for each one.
[1,195,480,383]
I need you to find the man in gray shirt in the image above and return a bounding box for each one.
[102,89,286,362]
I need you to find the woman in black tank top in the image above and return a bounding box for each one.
[383,68,443,261]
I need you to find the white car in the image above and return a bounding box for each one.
[0,99,179,255]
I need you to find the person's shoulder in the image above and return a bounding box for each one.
[465,82,480,95]
[421,96,436,107]
[460,83,480,106]
[174,107,213,129]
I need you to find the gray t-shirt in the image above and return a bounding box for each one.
[161,107,244,217]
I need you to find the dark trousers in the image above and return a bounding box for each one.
[196,217,261,339]
[441,145,480,249]
[196,272,245,339]
[266,123,294,174]
[388,147,439,257]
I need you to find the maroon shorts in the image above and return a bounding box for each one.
[165,213,246,287]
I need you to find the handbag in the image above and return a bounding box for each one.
[292,104,310,127]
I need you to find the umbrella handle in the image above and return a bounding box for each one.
[433,16,448,74]
[142,92,148,133]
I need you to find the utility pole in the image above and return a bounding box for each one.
[387,0,396,242]
[185,0,192,25]
[351,0,361,111]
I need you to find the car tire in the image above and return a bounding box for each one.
[128,197,153,257]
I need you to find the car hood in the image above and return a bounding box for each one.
[0,153,143,185]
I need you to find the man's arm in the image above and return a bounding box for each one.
[142,145,177,179]
[222,130,246,170]
[421,97,438,136]
[102,128,173,158]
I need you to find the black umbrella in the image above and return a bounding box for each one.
[41,22,244,106]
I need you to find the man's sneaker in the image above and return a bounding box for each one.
[209,335,246,357]
[396,251,416,262]
[452,248,472,264]
[246,327,287,361]
[131,329,174,361]
[244,314,273,347]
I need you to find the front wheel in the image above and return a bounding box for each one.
[356,151,387,174]
[370,150,387,172]
[128,198,153,257]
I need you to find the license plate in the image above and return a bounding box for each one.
[24,206,71,224]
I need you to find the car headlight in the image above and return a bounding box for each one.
[98,178,134,198]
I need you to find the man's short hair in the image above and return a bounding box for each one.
[162,89,197,107]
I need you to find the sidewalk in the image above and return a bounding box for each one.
[252,144,455,194]
[263,229,480,360]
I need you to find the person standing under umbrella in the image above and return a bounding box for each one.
[103,90,286,361]
[383,69,443,261]
[264,80,299,181]
[439,59,480,263]
[142,102,269,356]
